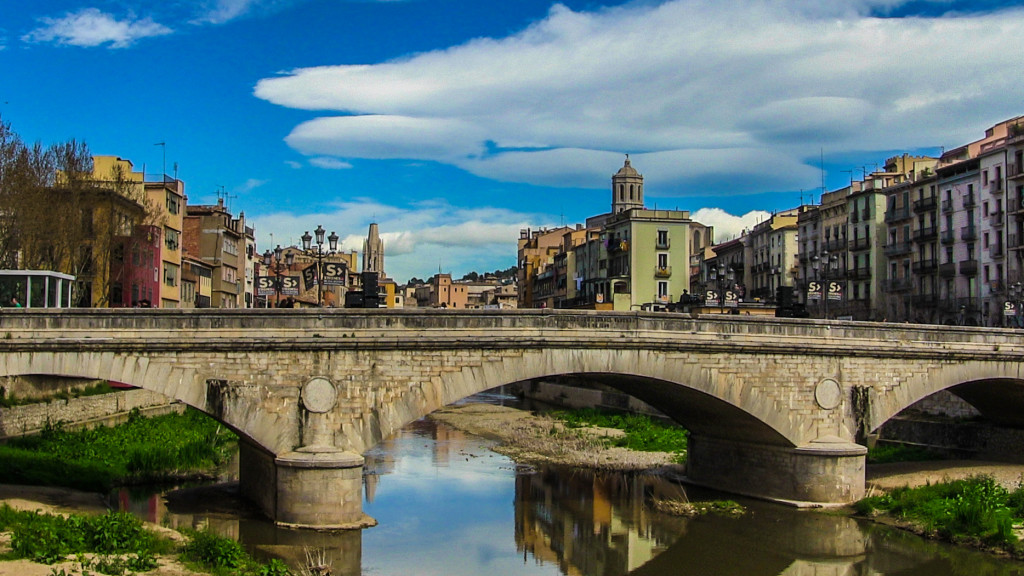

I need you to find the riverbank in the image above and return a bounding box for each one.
[430,403,685,472]
[0,485,204,576]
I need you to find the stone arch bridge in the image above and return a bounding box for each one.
[1,308,1022,529]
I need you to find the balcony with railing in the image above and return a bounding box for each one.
[914,195,938,212]
[1009,163,1024,180]
[849,237,871,251]
[849,266,872,280]
[961,226,977,241]
[940,229,956,244]
[885,207,912,223]
[939,262,957,277]
[989,179,1003,194]
[882,278,913,292]
[654,266,672,278]
[914,226,937,242]
[862,208,871,220]
[825,238,846,252]
[942,199,954,213]
[912,258,937,273]
[959,259,978,276]
[884,241,912,257]
[990,243,1005,259]
[850,211,860,224]
[911,293,939,307]
[963,195,977,209]
[990,211,1005,227]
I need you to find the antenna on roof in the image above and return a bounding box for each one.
[819,148,825,197]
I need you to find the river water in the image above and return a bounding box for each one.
[112,392,1024,576]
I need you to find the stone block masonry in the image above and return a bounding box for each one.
[0,388,182,440]
[2,308,1024,527]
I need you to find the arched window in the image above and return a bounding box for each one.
[630,184,635,200]
[618,184,624,202]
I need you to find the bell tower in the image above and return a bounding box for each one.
[612,155,644,214]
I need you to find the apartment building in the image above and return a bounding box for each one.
[519,158,712,311]
[183,198,243,308]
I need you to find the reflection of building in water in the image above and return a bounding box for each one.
[362,417,478,503]
[515,467,686,575]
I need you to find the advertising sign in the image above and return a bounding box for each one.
[1005,300,1017,316]
[322,262,347,286]
[257,275,299,297]
[724,290,738,308]
[302,264,318,292]
[827,281,843,301]
[704,289,718,307]
[807,281,822,301]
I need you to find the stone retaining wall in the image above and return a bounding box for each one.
[0,388,183,439]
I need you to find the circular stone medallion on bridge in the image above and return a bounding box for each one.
[814,378,842,410]
[302,377,338,413]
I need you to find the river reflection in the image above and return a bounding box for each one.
[110,404,1024,576]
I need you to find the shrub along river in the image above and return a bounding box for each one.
[104,391,1024,576]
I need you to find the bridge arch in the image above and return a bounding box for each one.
[868,359,1024,433]
[0,350,286,455]
[357,347,810,456]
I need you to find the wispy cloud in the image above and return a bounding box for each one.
[23,8,171,48]
[238,178,268,192]
[191,0,320,25]
[255,0,1024,197]
[309,157,353,170]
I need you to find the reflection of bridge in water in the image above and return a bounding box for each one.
[131,414,1013,576]
[5,308,1024,528]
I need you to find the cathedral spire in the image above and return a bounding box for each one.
[362,222,385,278]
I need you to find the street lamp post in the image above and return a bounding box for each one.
[300,225,339,307]
[709,263,735,314]
[811,251,838,319]
[262,245,294,308]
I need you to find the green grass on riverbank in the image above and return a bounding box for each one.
[0,504,291,575]
[551,408,688,461]
[855,475,1024,554]
[0,408,237,492]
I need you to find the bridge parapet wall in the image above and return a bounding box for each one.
[4,309,1024,524]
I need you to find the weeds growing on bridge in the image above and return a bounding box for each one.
[854,475,1024,555]
[551,408,688,462]
[0,408,237,492]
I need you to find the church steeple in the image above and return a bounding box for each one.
[362,222,385,277]
[612,154,644,214]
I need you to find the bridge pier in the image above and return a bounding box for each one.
[239,441,377,530]
[685,434,866,505]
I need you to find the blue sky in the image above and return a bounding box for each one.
[3,0,1024,282]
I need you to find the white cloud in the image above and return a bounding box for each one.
[691,208,771,242]
[284,160,303,169]
[309,157,353,170]
[23,8,171,48]
[255,0,1024,196]
[253,199,544,282]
